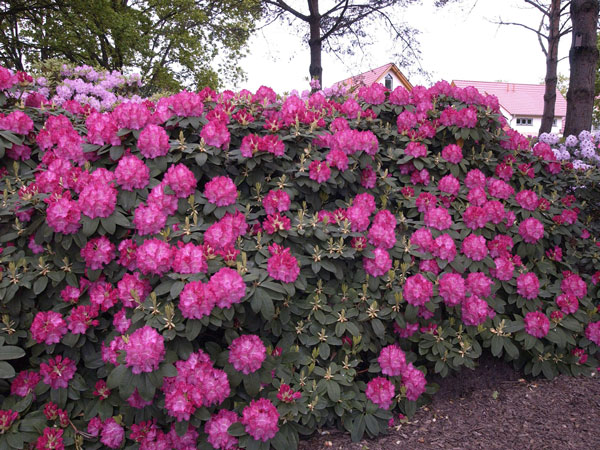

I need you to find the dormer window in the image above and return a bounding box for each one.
[384,73,393,90]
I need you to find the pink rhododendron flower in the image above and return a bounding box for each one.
[361,166,377,188]
[31,311,67,345]
[200,120,230,148]
[309,160,331,183]
[117,272,151,308]
[46,196,81,234]
[241,398,280,442]
[461,234,487,261]
[172,242,207,274]
[516,272,540,299]
[519,218,544,244]
[40,355,76,389]
[86,112,120,146]
[402,364,427,401]
[277,384,301,403]
[585,321,600,345]
[561,273,587,299]
[424,207,452,230]
[439,273,466,307]
[262,189,291,215]
[35,428,64,450]
[136,239,173,276]
[466,272,493,298]
[488,235,514,258]
[378,345,407,376]
[410,228,435,253]
[363,248,392,277]
[403,274,433,306]
[0,111,33,134]
[524,311,550,338]
[115,153,149,190]
[484,200,506,224]
[515,190,539,211]
[125,326,165,374]
[210,267,246,309]
[179,280,215,319]
[556,293,579,314]
[11,370,41,397]
[113,309,131,334]
[164,163,196,198]
[262,212,291,234]
[492,257,514,281]
[60,286,80,304]
[467,187,487,206]
[148,182,178,215]
[461,295,492,326]
[438,174,460,196]
[229,335,266,374]
[205,410,240,450]
[267,243,300,283]
[89,281,118,311]
[204,176,238,206]
[113,101,150,130]
[405,141,427,157]
[415,192,437,212]
[441,143,462,163]
[368,209,397,249]
[465,169,486,189]
[433,234,456,262]
[419,258,440,275]
[133,202,167,235]
[326,148,349,171]
[81,236,115,270]
[366,377,395,409]
[463,205,488,230]
[100,417,125,449]
[137,124,170,159]
[487,178,514,199]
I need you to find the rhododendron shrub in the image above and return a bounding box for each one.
[0,67,599,449]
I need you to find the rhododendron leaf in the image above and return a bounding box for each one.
[491,336,503,357]
[6,431,24,449]
[327,380,340,402]
[350,415,366,442]
[503,340,520,359]
[261,296,275,320]
[106,364,129,389]
[82,216,99,236]
[109,146,124,160]
[364,414,380,436]
[101,216,116,234]
[243,372,261,397]
[50,387,67,408]
[33,276,47,295]
[227,421,246,437]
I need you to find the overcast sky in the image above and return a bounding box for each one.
[231,0,571,93]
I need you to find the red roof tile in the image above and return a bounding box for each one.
[452,80,567,117]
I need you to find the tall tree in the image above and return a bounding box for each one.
[564,0,599,135]
[260,0,457,87]
[496,1,572,135]
[0,0,262,92]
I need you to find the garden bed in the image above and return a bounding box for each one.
[301,355,600,450]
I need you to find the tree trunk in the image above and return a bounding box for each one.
[308,0,322,88]
[564,0,600,136]
[539,0,562,135]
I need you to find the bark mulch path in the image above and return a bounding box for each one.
[300,356,600,450]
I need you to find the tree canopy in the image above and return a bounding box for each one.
[0,0,262,92]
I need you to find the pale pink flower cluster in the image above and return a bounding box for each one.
[363,248,392,277]
[365,377,395,409]
[137,124,170,159]
[368,209,396,249]
[205,409,240,450]
[115,154,149,190]
[267,243,300,283]
[164,163,196,198]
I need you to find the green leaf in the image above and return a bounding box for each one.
[33,277,48,295]
[327,381,340,402]
[228,422,246,437]
[0,361,15,378]
[243,372,261,397]
[350,415,366,442]
[106,364,128,389]
[490,336,503,357]
[364,414,380,436]
[0,345,25,360]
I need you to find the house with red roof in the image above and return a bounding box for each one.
[334,62,413,91]
[452,80,567,136]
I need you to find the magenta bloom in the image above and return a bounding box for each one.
[366,377,395,409]
[133,202,167,235]
[267,244,300,283]
[368,210,397,250]
[424,207,452,230]
[205,410,240,450]
[241,398,280,442]
[117,273,151,308]
[309,160,331,183]
[204,176,238,206]
[556,293,579,314]
[402,364,427,401]
[164,163,197,198]
[561,273,587,299]
[30,311,67,345]
[515,190,539,211]
[433,234,456,262]
[438,174,460,196]
[200,119,230,148]
[115,153,149,190]
[585,321,600,345]
[263,189,291,215]
[136,239,173,276]
[461,295,492,326]
[78,182,117,219]
[403,274,433,306]
[172,242,207,274]
[516,272,540,300]
[229,335,266,374]
[524,311,550,338]
[11,370,41,397]
[137,124,170,159]
[40,355,76,389]
[378,345,407,376]
[179,281,216,319]
[81,236,115,270]
[125,326,165,374]
[100,417,125,449]
[466,272,493,298]
[461,234,488,261]
[519,218,544,244]
[363,248,392,277]
[441,144,462,163]
[439,273,466,307]
[46,196,81,234]
[210,267,246,309]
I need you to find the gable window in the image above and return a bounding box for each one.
[516,117,533,126]
[384,74,393,90]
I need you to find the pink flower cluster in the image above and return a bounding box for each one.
[204,176,238,206]
[241,398,280,442]
[124,326,165,374]
[267,243,300,283]
[229,334,266,374]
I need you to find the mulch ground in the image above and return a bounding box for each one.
[300,355,600,450]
